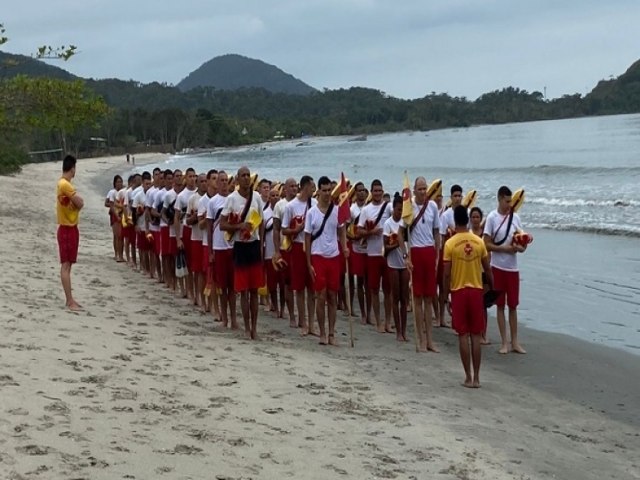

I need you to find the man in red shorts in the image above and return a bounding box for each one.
[282,176,317,335]
[56,155,84,311]
[357,179,392,333]
[348,182,369,324]
[207,171,236,328]
[272,178,298,326]
[220,167,264,340]
[483,186,527,354]
[402,176,441,352]
[443,206,493,388]
[304,176,349,346]
[133,171,152,275]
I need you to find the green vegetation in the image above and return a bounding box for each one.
[3,31,640,175]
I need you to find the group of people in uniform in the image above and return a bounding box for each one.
[103,164,530,387]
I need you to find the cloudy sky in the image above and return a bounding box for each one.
[2,0,639,99]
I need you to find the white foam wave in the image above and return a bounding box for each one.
[529,197,640,207]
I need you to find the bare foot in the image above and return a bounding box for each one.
[328,335,338,347]
[498,344,509,354]
[308,329,320,337]
[512,343,527,354]
[419,344,428,353]
[300,327,309,337]
[66,301,83,311]
[462,379,474,388]
[230,322,239,330]
[427,344,440,353]
[360,317,367,325]
[480,338,491,345]
[472,379,481,388]
[244,330,251,339]
[289,321,298,328]
[402,335,409,342]
[376,325,386,334]
[318,336,328,345]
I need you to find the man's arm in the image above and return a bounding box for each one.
[481,255,494,290]
[70,192,84,210]
[483,234,517,254]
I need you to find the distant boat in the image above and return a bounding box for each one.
[348,134,367,142]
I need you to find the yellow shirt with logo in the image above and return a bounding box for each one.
[57,178,79,226]
[443,231,487,291]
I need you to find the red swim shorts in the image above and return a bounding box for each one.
[234,261,264,292]
[214,249,234,290]
[265,258,278,290]
[136,231,149,251]
[290,242,312,292]
[411,246,437,297]
[190,239,203,273]
[451,287,484,336]
[152,230,162,256]
[349,248,366,277]
[58,225,79,264]
[311,254,340,292]
[367,255,390,292]
[492,267,520,309]
[278,249,292,285]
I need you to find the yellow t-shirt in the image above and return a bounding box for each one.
[443,231,487,291]
[57,177,79,226]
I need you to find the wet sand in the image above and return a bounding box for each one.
[0,155,638,479]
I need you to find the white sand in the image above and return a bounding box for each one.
[0,155,638,479]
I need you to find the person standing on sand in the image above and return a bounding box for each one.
[470,206,491,345]
[400,176,441,352]
[282,176,318,335]
[304,176,349,346]
[57,155,84,311]
[443,206,493,388]
[348,182,370,325]
[358,179,392,334]
[220,166,264,340]
[483,186,527,355]
[438,184,464,327]
[272,178,298,324]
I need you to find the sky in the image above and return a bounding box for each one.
[2,0,640,100]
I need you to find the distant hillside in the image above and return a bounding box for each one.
[177,54,316,95]
[585,59,640,114]
[0,51,77,80]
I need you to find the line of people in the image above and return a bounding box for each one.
[104,166,528,384]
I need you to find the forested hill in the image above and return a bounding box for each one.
[0,51,77,80]
[585,59,640,114]
[177,54,316,95]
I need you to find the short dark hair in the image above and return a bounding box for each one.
[152,167,161,174]
[163,169,173,178]
[453,205,469,227]
[317,176,331,189]
[207,169,218,179]
[371,179,382,190]
[142,171,152,181]
[469,206,483,220]
[450,184,462,195]
[300,175,314,188]
[354,181,365,191]
[185,167,195,175]
[258,178,271,188]
[62,155,76,173]
[497,186,512,199]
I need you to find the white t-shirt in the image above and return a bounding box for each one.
[132,188,147,230]
[483,210,523,272]
[188,192,203,242]
[154,188,168,228]
[304,205,339,258]
[207,194,233,250]
[283,197,317,244]
[440,207,455,239]
[350,202,367,254]
[106,188,117,204]
[358,201,392,257]
[263,205,275,259]
[222,191,263,243]
[273,198,290,250]
[145,186,159,232]
[406,200,439,247]
[197,193,211,247]
[163,189,178,236]
[383,217,405,270]
[176,188,196,226]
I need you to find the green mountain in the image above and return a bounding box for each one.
[0,51,77,80]
[176,54,316,95]
[584,59,640,114]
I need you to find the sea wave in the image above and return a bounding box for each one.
[430,164,640,176]
[528,197,640,207]
[529,222,640,238]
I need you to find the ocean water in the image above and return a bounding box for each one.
[135,113,640,354]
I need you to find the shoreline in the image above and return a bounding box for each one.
[1,155,638,479]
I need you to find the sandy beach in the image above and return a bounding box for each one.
[0,155,638,480]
